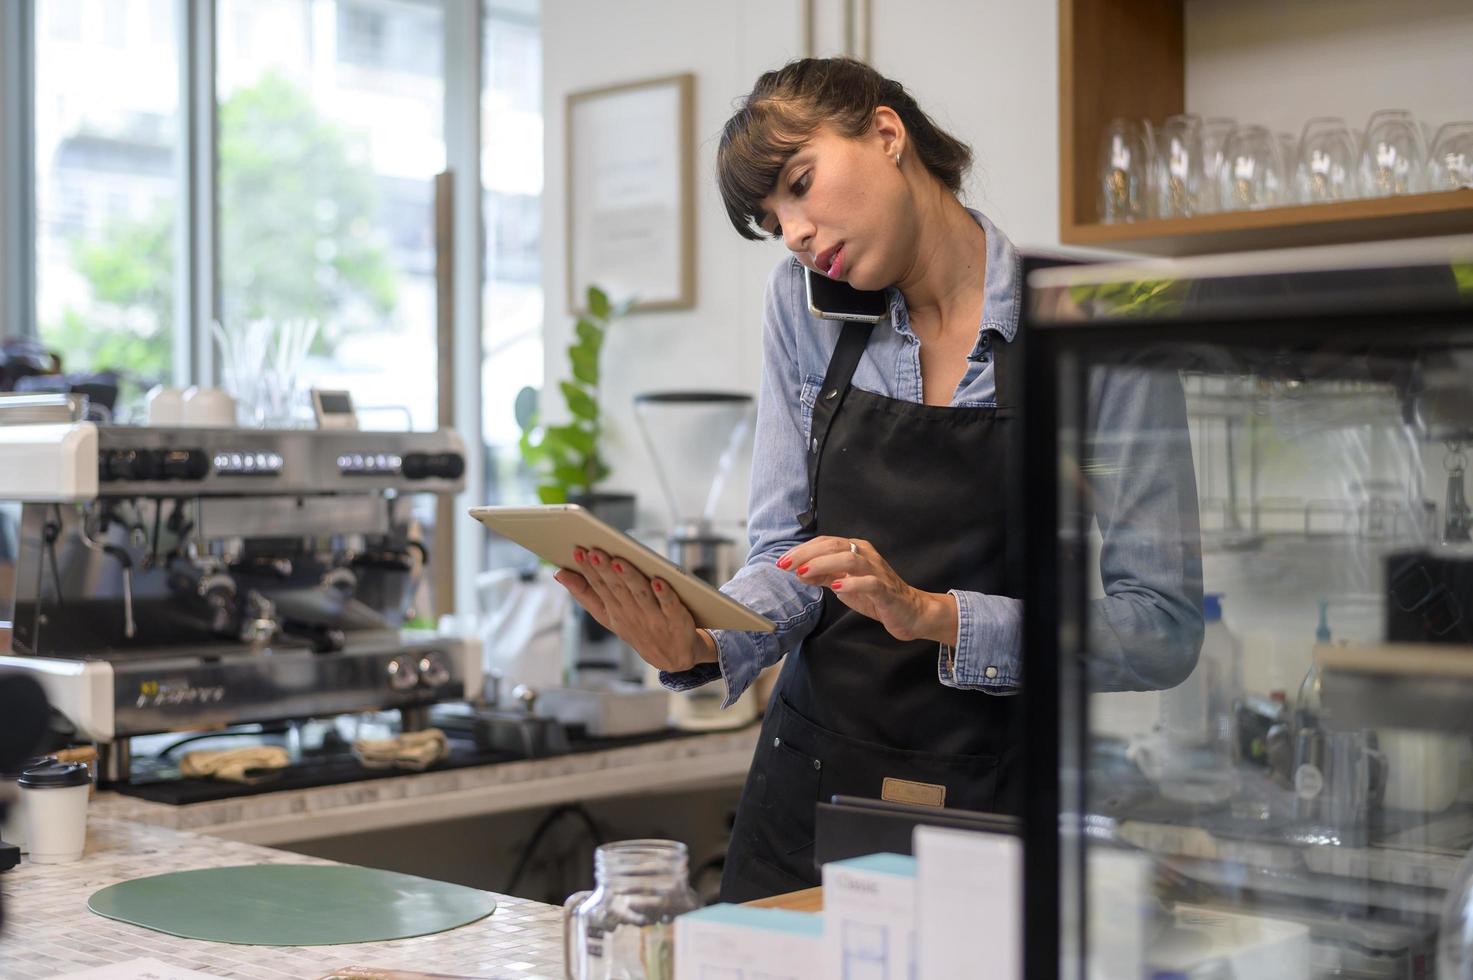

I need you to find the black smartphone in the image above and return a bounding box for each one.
[805,267,889,323]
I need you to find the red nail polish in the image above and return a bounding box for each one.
[653,581,663,593]
[591,554,601,566]
[796,564,809,575]
[776,556,792,569]
[832,580,843,590]
[573,548,585,562]
[612,561,623,573]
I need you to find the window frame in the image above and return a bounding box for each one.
[2,0,503,617]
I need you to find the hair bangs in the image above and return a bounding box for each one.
[717,99,817,241]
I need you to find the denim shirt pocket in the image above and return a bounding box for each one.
[798,373,825,441]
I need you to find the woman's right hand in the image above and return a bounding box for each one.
[552,546,719,673]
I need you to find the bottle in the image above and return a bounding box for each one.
[1199,594,1244,760]
[1150,594,1242,803]
[1294,599,1332,733]
[1160,593,1241,750]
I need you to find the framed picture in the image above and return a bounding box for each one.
[566,73,695,314]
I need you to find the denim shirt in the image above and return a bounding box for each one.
[661,209,1204,707]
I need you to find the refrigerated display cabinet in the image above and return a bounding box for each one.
[1020,237,1473,979]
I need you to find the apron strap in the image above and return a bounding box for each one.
[989,328,1025,593]
[796,321,873,533]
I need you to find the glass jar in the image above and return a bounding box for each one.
[562,839,699,980]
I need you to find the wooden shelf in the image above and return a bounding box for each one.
[1058,0,1473,255]
[1063,191,1473,256]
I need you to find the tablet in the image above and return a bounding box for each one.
[469,504,775,633]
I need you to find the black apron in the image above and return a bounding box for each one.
[720,319,1024,902]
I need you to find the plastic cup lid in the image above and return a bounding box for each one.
[1,755,56,779]
[17,760,90,788]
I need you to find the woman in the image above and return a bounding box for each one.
[554,58,1202,901]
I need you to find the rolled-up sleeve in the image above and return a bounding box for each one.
[659,261,824,706]
[939,365,1202,696]
[1082,364,1205,691]
[939,591,1022,694]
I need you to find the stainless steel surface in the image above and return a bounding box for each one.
[108,635,472,736]
[100,741,130,785]
[198,495,388,540]
[0,425,476,785]
[666,534,736,589]
[0,392,87,424]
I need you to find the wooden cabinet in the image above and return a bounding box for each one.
[1058,0,1473,255]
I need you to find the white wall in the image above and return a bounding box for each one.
[1185,0,1473,141]
[541,1,1061,533]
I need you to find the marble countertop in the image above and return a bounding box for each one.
[93,724,761,846]
[0,817,565,980]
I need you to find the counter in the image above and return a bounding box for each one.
[0,817,565,979]
[0,723,763,977]
[91,724,761,846]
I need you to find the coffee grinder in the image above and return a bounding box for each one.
[633,391,758,729]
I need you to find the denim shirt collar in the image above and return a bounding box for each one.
[884,207,1021,359]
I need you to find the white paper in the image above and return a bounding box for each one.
[52,958,222,980]
[915,826,1020,980]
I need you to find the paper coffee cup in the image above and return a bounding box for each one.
[18,761,91,864]
[1,756,54,852]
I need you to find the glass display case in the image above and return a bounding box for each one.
[1020,237,1473,979]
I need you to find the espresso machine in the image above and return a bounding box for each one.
[0,394,480,785]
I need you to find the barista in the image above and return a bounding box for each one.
[553,57,1203,901]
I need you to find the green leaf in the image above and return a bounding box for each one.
[537,428,580,465]
[518,434,545,466]
[561,381,598,422]
[587,286,610,319]
[570,346,598,385]
[554,461,589,490]
[575,318,603,351]
[537,484,568,504]
[548,423,595,456]
[514,386,540,430]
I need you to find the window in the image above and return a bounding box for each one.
[216,0,447,430]
[482,0,543,507]
[34,0,181,411]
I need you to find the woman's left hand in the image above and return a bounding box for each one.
[777,536,958,645]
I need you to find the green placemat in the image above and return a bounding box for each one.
[88,864,498,946]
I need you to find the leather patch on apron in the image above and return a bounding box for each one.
[881,776,946,808]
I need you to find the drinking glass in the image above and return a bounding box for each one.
[1277,133,1300,204]
[1152,114,1205,218]
[1098,118,1150,223]
[1199,118,1237,213]
[1428,122,1473,191]
[1359,109,1426,197]
[1218,125,1287,211]
[1296,117,1358,203]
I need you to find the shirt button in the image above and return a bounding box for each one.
[985,666,999,679]
[810,437,819,453]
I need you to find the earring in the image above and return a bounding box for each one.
[895,153,902,167]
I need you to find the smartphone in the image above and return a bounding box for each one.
[805,267,889,323]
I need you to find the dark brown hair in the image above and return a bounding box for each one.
[716,57,973,241]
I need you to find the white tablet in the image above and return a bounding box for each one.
[469,504,775,633]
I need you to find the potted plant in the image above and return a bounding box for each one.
[516,285,635,531]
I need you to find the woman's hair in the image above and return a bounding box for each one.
[717,57,973,241]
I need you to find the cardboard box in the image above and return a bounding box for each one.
[915,827,1020,979]
[823,852,917,980]
[674,903,824,980]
